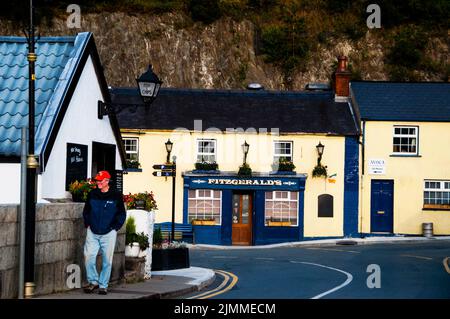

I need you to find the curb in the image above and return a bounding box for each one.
[188,236,450,250]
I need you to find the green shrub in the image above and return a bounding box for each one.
[153,227,163,248]
[259,17,310,75]
[125,216,137,246]
[187,0,222,24]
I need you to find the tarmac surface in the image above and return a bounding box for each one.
[36,235,450,299]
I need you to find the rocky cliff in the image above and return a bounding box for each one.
[1,12,448,90]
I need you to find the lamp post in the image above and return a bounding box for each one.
[316,141,325,166]
[98,64,162,119]
[23,0,39,298]
[242,141,250,164]
[165,140,176,243]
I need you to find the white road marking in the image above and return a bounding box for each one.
[306,247,360,254]
[401,254,433,261]
[291,261,353,299]
[212,256,238,259]
[442,257,450,274]
[255,257,275,261]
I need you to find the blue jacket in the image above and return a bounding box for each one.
[82,188,126,235]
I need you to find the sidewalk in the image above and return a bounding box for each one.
[36,235,450,299]
[37,267,216,299]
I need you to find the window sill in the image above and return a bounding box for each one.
[266,221,295,227]
[390,154,421,158]
[423,204,450,211]
[125,168,142,172]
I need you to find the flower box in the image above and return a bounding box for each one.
[151,247,190,271]
[192,220,216,225]
[267,221,292,227]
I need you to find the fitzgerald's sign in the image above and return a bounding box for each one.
[207,178,282,186]
[186,175,306,191]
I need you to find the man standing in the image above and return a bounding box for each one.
[82,170,126,295]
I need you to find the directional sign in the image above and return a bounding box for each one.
[153,171,175,177]
[153,164,175,170]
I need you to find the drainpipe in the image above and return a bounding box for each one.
[359,120,366,238]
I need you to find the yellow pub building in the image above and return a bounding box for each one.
[114,57,450,245]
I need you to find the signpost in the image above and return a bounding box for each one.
[153,161,176,242]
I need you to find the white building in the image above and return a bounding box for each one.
[0,32,125,203]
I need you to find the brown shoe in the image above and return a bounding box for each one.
[83,283,99,293]
[98,288,108,295]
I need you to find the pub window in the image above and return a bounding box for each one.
[188,189,222,224]
[318,194,333,217]
[274,141,293,163]
[424,180,450,209]
[393,126,418,155]
[123,138,139,161]
[264,191,298,226]
[197,139,216,163]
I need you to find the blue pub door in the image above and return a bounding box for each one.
[370,180,394,233]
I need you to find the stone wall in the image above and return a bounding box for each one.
[0,203,125,299]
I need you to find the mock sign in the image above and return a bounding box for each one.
[368,158,386,175]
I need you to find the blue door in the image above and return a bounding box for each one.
[370,180,394,233]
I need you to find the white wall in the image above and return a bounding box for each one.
[41,55,123,199]
[0,164,20,204]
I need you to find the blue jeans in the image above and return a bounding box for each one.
[84,228,117,289]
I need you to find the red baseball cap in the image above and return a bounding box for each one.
[94,170,111,181]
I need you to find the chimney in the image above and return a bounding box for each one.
[334,56,351,102]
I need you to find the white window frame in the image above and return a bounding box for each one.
[424,180,450,208]
[196,139,217,163]
[188,189,222,225]
[392,126,418,155]
[273,141,293,163]
[123,137,139,161]
[264,191,299,226]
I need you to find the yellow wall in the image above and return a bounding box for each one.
[122,129,347,237]
[361,121,450,235]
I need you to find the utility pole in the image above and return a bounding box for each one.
[170,157,176,243]
[24,0,39,298]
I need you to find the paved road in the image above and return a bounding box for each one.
[183,240,450,299]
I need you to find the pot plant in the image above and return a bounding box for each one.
[151,228,190,271]
[125,216,140,257]
[238,163,252,177]
[123,191,158,211]
[273,157,296,173]
[312,164,328,178]
[194,161,219,172]
[68,179,96,202]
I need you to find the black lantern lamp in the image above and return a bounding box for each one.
[165,139,173,164]
[136,64,162,104]
[242,141,250,164]
[316,141,325,165]
[98,64,162,119]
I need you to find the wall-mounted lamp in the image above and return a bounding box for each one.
[165,139,173,164]
[98,64,162,119]
[242,141,250,164]
[316,141,325,165]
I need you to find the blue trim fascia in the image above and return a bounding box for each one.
[343,136,360,237]
[183,184,189,224]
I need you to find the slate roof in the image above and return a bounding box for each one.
[351,81,450,122]
[0,33,90,157]
[112,88,359,136]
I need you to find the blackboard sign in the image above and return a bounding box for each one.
[66,143,88,190]
[115,170,123,194]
